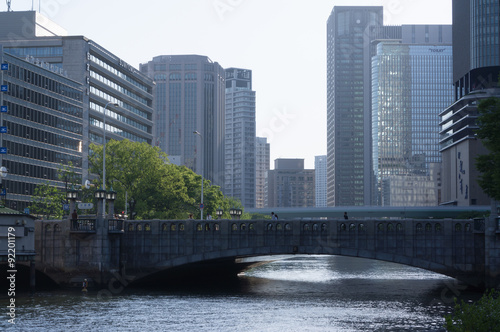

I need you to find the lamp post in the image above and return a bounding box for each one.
[193,130,204,220]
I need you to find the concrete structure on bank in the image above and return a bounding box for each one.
[32,195,500,289]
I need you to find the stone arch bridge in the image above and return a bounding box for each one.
[34,216,500,289]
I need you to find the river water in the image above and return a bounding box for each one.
[2,255,482,331]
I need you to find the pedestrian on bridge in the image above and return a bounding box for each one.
[344,212,348,220]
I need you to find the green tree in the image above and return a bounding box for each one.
[476,97,500,201]
[30,181,65,219]
[445,290,500,331]
[89,139,226,220]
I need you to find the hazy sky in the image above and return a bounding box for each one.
[2,0,452,169]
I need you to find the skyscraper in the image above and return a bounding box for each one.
[224,68,256,208]
[326,6,384,207]
[315,155,327,207]
[267,159,315,208]
[371,26,453,206]
[140,55,226,186]
[255,137,270,208]
[440,0,500,206]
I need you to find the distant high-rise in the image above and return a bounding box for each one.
[255,137,270,208]
[440,0,500,206]
[267,159,315,208]
[315,155,327,207]
[326,6,384,207]
[224,68,256,208]
[140,55,226,186]
[372,26,453,206]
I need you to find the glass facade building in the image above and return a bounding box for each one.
[224,68,256,208]
[140,55,226,187]
[372,42,453,206]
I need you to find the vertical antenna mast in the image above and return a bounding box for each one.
[6,0,12,11]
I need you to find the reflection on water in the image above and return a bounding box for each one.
[1,255,482,331]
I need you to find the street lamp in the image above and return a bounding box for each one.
[193,130,204,220]
[216,207,223,219]
[66,186,78,200]
[229,207,242,220]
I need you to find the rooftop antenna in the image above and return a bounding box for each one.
[6,0,11,11]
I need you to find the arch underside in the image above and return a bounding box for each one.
[128,245,481,287]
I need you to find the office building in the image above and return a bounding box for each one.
[326,6,384,207]
[440,0,500,206]
[255,137,270,208]
[0,46,84,211]
[224,68,256,208]
[315,155,327,207]
[140,55,225,186]
[267,159,315,208]
[0,10,155,192]
[371,26,453,206]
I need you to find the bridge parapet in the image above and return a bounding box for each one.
[33,217,499,289]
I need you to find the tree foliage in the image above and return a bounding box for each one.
[88,139,233,220]
[445,290,500,331]
[476,97,500,201]
[29,181,65,219]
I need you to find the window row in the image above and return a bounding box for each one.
[91,102,150,133]
[4,140,82,167]
[89,53,150,93]
[6,121,81,151]
[90,86,151,120]
[5,83,83,118]
[6,61,82,101]
[7,101,83,134]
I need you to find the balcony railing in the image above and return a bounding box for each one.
[71,219,96,233]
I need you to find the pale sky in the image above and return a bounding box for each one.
[2,0,452,169]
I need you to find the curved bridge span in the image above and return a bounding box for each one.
[121,219,485,285]
[35,218,500,289]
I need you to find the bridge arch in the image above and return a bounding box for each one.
[119,219,485,287]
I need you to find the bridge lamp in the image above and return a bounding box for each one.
[106,188,117,201]
[94,187,106,200]
[216,207,223,219]
[66,187,78,200]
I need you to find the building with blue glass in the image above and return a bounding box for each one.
[372,26,453,206]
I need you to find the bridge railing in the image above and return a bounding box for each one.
[108,219,124,233]
[70,218,96,233]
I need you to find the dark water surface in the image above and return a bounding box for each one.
[2,255,482,331]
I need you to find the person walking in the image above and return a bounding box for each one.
[344,212,348,220]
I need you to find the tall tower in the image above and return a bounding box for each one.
[224,68,256,208]
[315,155,327,207]
[140,55,226,187]
[326,6,383,206]
[255,137,270,208]
[440,0,500,206]
[372,25,453,206]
